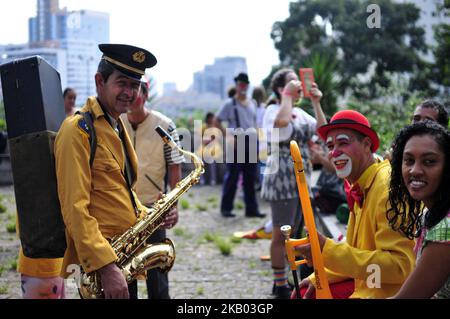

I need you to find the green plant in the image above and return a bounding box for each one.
[6,221,16,233]
[196,286,204,295]
[206,196,218,203]
[0,285,8,295]
[9,259,17,271]
[235,201,244,210]
[299,53,341,116]
[260,270,272,277]
[173,228,192,240]
[230,236,242,244]
[0,99,6,131]
[0,203,7,214]
[203,232,215,242]
[0,265,5,276]
[214,236,232,256]
[180,198,190,210]
[195,203,208,212]
[173,228,186,237]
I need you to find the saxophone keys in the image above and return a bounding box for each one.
[125,243,133,254]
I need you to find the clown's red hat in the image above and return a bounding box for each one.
[317,110,380,152]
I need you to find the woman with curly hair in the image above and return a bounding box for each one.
[387,121,450,298]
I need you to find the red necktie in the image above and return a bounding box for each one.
[344,180,364,211]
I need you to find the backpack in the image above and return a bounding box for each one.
[0,57,100,259]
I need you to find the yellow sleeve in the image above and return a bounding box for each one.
[320,205,415,284]
[55,118,117,273]
[308,238,351,287]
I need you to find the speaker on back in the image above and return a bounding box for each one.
[0,56,67,258]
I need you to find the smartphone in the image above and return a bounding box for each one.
[299,68,314,98]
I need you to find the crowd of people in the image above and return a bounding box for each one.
[12,42,449,300]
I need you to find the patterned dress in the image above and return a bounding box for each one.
[415,211,450,299]
[261,105,315,201]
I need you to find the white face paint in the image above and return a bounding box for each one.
[330,134,353,179]
[333,154,352,178]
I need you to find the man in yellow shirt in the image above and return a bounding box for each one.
[296,110,415,299]
[55,44,156,299]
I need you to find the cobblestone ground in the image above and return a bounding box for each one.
[0,184,278,299]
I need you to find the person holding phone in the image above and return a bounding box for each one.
[261,68,327,298]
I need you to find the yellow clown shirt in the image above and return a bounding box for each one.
[309,159,415,298]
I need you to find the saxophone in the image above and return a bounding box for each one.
[79,126,205,299]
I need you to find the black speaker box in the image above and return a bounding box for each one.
[0,56,67,258]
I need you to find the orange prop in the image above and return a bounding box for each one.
[282,140,332,299]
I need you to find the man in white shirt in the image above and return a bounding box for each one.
[121,81,184,298]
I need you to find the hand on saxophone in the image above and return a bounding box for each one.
[161,206,179,229]
[97,262,130,299]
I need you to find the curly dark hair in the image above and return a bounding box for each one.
[270,68,294,102]
[387,121,450,239]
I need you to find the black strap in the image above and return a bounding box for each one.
[76,111,97,168]
[118,123,139,217]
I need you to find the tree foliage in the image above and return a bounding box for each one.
[270,0,428,99]
[300,53,341,115]
[0,100,5,131]
[348,74,421,153]
[430,2,450,96]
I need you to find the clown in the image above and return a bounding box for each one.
[294,110,416,299]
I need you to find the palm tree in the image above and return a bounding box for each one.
[298,53,341,116]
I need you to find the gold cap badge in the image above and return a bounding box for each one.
[133,51,146,63]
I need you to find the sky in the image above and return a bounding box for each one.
[0,0,293,93]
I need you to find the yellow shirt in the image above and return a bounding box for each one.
[309,159,415,298]
[55,97,148,277]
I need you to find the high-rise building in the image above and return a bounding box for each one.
[58,9,109,102]
[163,82,178,96]
[193,57,247,99]
[27,0,109,103]
[395,0,450,61]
